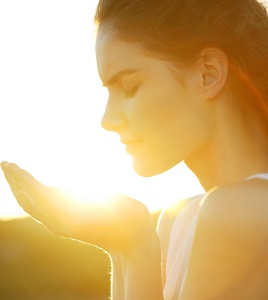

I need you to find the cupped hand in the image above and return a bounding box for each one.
[1,162,157,255]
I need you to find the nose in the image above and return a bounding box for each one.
[101,97,127,132]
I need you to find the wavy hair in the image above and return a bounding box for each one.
[95,0,268,112]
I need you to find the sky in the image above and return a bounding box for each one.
[0,0,204,220]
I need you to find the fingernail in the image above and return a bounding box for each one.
[1,161,9,169]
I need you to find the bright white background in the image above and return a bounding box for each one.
[0,0,204,219]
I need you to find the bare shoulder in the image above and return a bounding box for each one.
[199,178,268,230]
[180,179,268,300]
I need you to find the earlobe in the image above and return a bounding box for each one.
[199,48,229,99]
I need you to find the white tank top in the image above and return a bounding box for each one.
[163,174,268,300]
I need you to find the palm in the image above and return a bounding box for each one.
[1,162,155,253]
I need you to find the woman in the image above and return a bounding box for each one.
[2,0,268,298]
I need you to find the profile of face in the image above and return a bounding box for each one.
[95,27,214,177]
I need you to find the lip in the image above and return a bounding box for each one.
[120,138,142,153]
[121,138,141,145]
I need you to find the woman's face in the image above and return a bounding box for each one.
[95,29,214,177]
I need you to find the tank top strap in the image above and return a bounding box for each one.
[246,173,268,181]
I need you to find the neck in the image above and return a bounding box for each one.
[185,98,268,192]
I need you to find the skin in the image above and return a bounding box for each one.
[2,26,268,299]
[180,181,268,299]
[96,29,214,178]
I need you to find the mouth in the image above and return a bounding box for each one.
[121,138,141,145]
[120,138,143,153]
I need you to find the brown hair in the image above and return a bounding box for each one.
[94,0,268,108]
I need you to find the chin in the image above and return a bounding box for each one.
[132,158,174,177]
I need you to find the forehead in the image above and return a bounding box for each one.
[95,28,156,82]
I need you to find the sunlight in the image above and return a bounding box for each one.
[0,0,204,220]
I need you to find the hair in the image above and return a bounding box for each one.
[94,0,268,114]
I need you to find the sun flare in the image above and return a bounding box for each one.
[0,0,204,220]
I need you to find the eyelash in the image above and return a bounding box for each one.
[123,85,138,97]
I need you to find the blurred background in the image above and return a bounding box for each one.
[0,0,204,298]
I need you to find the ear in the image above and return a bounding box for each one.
[197,48,228,99]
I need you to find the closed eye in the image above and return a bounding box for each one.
[123,86,139,98]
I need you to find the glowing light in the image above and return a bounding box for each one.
[0,0,204,220]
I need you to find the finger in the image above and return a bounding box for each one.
[4,173,41,222]
[1,162,74,238]
[19,188,66,236]
[17,187,43,218]
[1,163,51,218]
[2,170,25,204]
[2,162,46,192]
[2,162,50,210]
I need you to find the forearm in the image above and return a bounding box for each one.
[123,241,164,300]
[110,235,164,300]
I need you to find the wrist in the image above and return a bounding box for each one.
[109,232,163,300]
[123,234,163,300]
[122,230,161,263]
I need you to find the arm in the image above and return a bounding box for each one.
[110,234,163,300]
[1,162,164,300]
[111,197,194,300]
[180,181,268,299]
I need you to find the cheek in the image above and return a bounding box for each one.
[126,90,184,131]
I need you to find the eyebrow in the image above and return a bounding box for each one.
[102,69,140,87]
